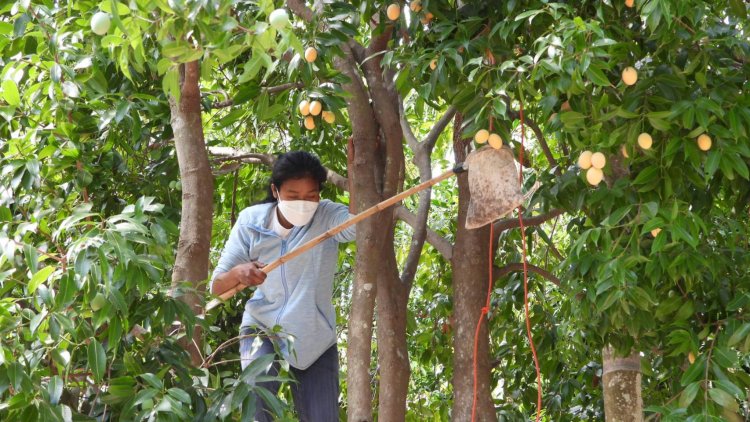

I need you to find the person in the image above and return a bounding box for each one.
[210,151,355,421]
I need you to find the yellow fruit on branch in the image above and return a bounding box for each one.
[625,0,635,7]
[409,0,422,12]
[322,110,335,124]
[304,47,318,63]
[578,150,593,169]
[474,129,489,144]
[420,12,434,24]
[309,100,322,116]
[621,144,630,158]
[697,134,712,151]
[622,66,638,86]
[591,152,606,169]
[688,351,695,364]
[387,3,401,21]
[298,100,310,116]
[488,133,503,149]
[637,132,653,150]
[651,227,662,237]
[304,116,315,130]
[586,167,604,186]
[429,58,437,70]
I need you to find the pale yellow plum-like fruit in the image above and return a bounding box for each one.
[304,116,315,130]
[304,47,318,63]
[638,132,653,150]
[591,152,607,169]
[586,167,604,186]
[622,66,638,86]
[387,3,401,21]
[488,133,503,149]
[309,100,322,116]
[697,134,712,151]
[578,150,593,169]
[298,100,310,116]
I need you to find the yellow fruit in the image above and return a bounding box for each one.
[591,152,607,169]
[578,150,593,169]
[387,3,401,21]
[488,133,503,149]
[298,100,310,116]
[621,144,629,158]
[309,100,322,116]
[651,227,662,237]
[625,0,635,7]
[474,129,490,144]
[429,59,437,70]
[561,100,571,112]
[409,0,422,12]
[304,116,315,130]
[586,167,604,186]
[697,134,712,151]
[637,132,653,150]
[420,12,434,24]
[622,66,638,86]
[304,47,318,63]
[688,351,695,364]
[322,110,335,124]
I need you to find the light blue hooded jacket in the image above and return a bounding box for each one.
[211,200,355,369]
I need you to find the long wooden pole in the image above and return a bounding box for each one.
[205,164,465,311]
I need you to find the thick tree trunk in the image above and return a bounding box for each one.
[168,61,214,366]
[602,346,643,422]
[375,226,410,421]
[451,115,496,422]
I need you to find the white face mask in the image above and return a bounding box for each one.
[277,199,319,226]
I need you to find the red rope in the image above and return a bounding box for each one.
[519,101,543,422]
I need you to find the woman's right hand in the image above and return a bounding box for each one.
[231,261,267,287]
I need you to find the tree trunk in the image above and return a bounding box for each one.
[451,115,496,422]
[168,61,214,366]
[602,346,643,422]
[375,225,410,421]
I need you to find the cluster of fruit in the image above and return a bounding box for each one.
[298,100,335,130]
[473,129,504,149]
[577,151,607,186]
[386,1,434,24]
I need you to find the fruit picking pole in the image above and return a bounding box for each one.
[205,163,467,311]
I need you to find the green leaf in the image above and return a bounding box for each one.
[678,382,700,409]
[680,356,705,386]
[29,266,55,294]
[48,375,63,405]
[2,80,20,107]
[708,388,737,410]
[87,340,107,382]
[585,65,611,86]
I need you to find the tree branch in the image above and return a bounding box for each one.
[493,263,560,287]
[286,0,314,22]
[493,208,565,233]
[211,82,303,109]
[424,106,457,151]
[394,205,453,261]
[500,94,560,175]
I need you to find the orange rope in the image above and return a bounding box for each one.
[519,101,543,422]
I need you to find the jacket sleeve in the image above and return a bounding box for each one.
[209,211,252,291]
[322,200,356,243]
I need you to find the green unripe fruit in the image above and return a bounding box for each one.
[269,9,290,30]
[91,293,106,311]
[91,12,111,36]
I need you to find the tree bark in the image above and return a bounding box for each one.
[168,61,214,366]
[451,114,496,422]
[602,346,643,422]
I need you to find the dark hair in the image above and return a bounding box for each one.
[261,151,327,203]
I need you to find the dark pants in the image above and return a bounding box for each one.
[239,329,340,422]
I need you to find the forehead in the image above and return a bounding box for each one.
[278,177,319,192]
